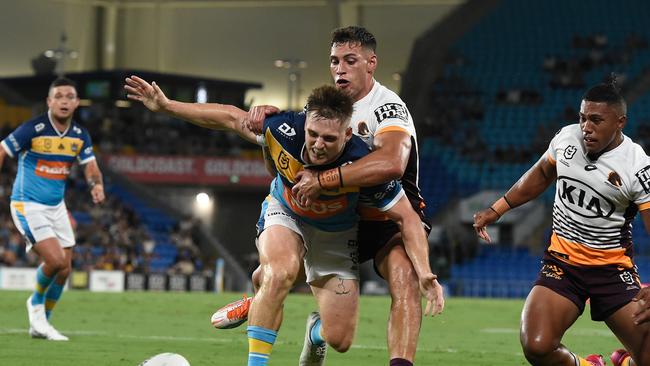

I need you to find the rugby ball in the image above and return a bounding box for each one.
[139,353,190,366]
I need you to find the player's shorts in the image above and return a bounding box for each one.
[256,196,359,284]
[10,200,75,252]
[358,217,432,273]
[534,251,642,321]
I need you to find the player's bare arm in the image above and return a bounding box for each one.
[385,195,444,317]
[632,209,650,325]
[0,145,7,173]
[473,154,557,243]
[293,130,411,205]
[83,159,105,204]
[124,75,257,144]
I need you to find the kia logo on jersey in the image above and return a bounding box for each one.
[558,176,614,218]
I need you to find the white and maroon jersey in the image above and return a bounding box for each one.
[546,123,650,268]
[351,80,426,220]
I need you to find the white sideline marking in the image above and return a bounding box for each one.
[0,327,461,353]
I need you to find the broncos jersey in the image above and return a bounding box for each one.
[1,113,95,206]
[350,80,426,220]
[258,111,404,232]
[546,124,650,268]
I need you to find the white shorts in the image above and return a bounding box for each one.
[257,196,359,283]
[10,201,75,252]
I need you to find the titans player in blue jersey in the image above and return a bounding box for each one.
[125,76,443,366]
[0,77,105,341]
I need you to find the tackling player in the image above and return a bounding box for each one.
[124,77,444,366]
[473,82,650,366]
[0,77,105,341]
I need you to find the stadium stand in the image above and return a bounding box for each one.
[405,0,650,296]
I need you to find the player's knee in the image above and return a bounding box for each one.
[386,262,420,302]
[56,264,72,280]
[260,265,298,292]
[324,331,353,353]
[46,256,68,273]
[520,334,557,361]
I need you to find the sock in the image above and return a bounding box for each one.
[390,358,413,366]
[309,318,325,345]
[621,356,632,366]
[44,281,65,319]
[32,265,55,306]
[247,325,277,366]
[573,353,600,366]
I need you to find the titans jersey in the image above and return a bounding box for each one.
[1,113,95,206]
[350,80,426,219]
[259,111,404,232]
[546,124,650,268]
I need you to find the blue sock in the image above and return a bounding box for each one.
[44,281,65,319]
[310,318,324,345]
[247,325,277,366]
[32,265,54,306]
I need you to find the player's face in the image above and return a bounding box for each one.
[330,42,377,102]
[47,85,79,122]
[304,112,352,165]
[579,100,626,155]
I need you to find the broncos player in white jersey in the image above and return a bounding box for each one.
[473,82,650,366]
[0,77,105,341]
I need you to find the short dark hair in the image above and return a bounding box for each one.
[583,77,627,115]
[49,76,77,94]
[331,26,377,52]
[306,85,354,126]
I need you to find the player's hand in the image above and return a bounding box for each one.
[91,184,105,204]
[124,75,170,112]
[292,169,322,206]
[472,208,500,244]
[419,273,445,317]
[632,286,650,325]
[244,105,280,134]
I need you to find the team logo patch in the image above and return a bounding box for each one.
[277,151,290,170]
[541,264,564,280]
[374,103,408,124]
[357,122,370,137]
[557,176,614,218]
[563,145,577,159]
[635,165,650,193]
[607,171,622,187]
[278,123,296,137]
[71,143,79,153]
[619,271,636,285]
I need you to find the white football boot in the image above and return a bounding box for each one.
[27,296,68,341]
[299,312,327,366]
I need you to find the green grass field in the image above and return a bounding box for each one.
[0,290,622,365]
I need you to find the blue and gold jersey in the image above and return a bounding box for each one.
[260,111,404,232]
[1,113,95,206]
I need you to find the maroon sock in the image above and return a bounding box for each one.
[390,359,413,366]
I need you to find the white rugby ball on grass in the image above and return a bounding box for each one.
[139,353,190,366]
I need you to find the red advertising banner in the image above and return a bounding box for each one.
[104,154,273,186]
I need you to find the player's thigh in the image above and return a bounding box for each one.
[311,276,360,337]
[605,301,650,365]
[375,234,418,293]
[520,285,581,349]
[257,225,304,273]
